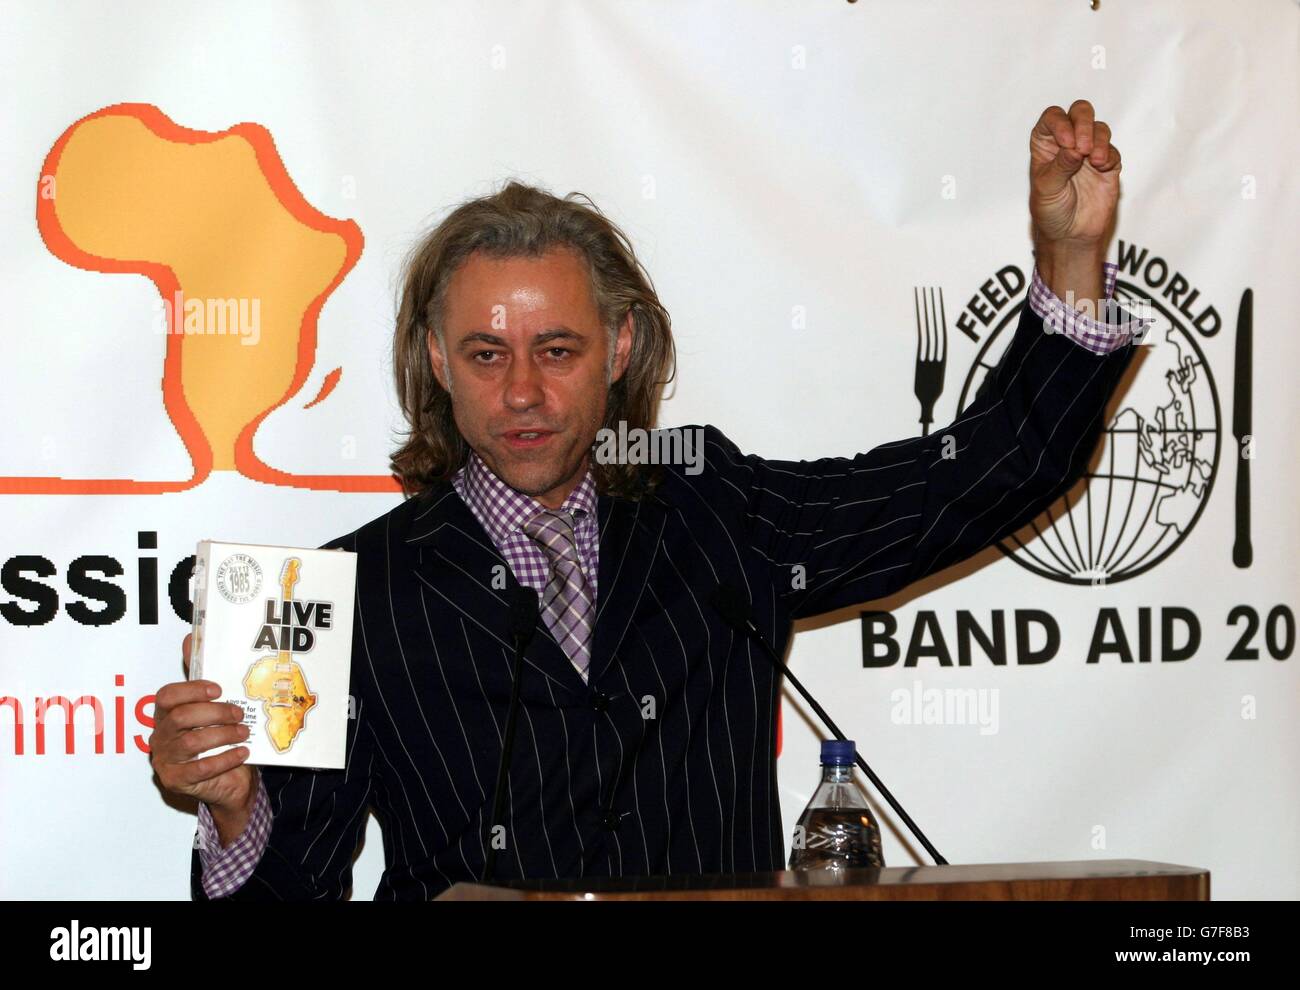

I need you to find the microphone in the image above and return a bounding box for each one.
[481,582,540,883]
[506,582,540,648]
[709,581,948,866]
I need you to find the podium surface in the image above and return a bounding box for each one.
[436,859,1209,901]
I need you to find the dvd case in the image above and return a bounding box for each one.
[188,540,357,770]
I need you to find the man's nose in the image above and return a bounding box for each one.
[503,357,545,411]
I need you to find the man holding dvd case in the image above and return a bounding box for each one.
[149,102,1148,899]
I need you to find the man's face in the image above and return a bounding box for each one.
[428,247,632,509]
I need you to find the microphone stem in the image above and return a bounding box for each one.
[747,618,949,867]
[482,632,527,883]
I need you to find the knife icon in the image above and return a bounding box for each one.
[1232,288,1253,568]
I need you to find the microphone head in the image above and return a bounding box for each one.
[507,584,540,642]
[709,582,752,631]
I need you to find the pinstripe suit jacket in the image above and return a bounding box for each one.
[190,302,1135,899]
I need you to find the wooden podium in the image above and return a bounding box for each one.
[436,860,1209,900]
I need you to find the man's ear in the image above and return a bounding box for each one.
[427,328,450,391]
[610,311,634,384]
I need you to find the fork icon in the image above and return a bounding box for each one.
[913,286,948,436]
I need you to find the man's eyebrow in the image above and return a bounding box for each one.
[455,327,587,349]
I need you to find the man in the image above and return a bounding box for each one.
[150,101,1147,899]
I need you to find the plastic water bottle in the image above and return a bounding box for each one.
[788,739,884,870]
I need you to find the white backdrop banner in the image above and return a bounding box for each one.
[1,0,1296,899]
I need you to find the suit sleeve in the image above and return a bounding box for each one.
[189,532,378,900]
[703,299,1139,621]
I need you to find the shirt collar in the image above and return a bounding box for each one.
[455,448,597,546]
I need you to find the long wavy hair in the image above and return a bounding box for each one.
[390,180,677,500]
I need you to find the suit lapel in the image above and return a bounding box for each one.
[403,481,589,697]
[587,489,671,685]
[402,474,674,693]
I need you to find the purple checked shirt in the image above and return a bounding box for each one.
[449,443,600,610]
[192,261,1143,897]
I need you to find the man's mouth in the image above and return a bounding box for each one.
[502,429,555,448]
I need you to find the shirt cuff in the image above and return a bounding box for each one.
[195,776,272,898]
[1027,260,1153,354]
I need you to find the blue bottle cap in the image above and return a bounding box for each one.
[820,739,856,766]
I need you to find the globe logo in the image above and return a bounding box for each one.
[956,282,1221,584]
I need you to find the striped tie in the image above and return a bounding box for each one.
[522,508,594,682]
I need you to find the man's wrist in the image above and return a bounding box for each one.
[1033,237,1107,317]
[208,769,261,849]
